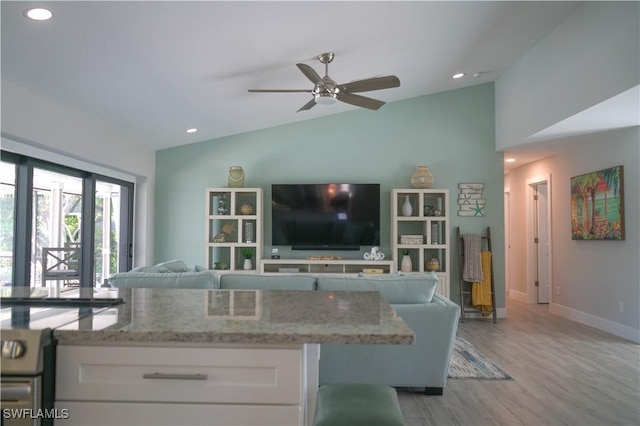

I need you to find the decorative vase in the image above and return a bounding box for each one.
[239,203,254,215]
[411,165,434,189]
[401,255,413,272]
[228,166,245,188]
[243,258,252,270]
[244,222,255,243]
[426,257,440,271]
[401,196,413,217]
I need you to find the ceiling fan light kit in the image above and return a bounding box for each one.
[248,52,400,112]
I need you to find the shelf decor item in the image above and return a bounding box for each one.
[228,166,245,188]
[244,222,255,243]
[400,235,423,245]
[431,222,440,244]
[239,203,254,215]
[426,257,440,271]
[400,250,412,272]
[217,193,228,215]
[411,166,434,189]
[363,247,385,261]
[402,196,413,216]
[241,247,254,270]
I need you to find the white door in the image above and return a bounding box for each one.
[535,184,550,304]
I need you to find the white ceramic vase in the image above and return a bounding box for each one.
[401,196,413,217]
[243,258,252,270]
[400,255,412,272]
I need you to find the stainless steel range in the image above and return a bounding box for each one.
[1,289,123,426]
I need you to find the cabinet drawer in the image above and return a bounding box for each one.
[57,345,302,404]
[55,401,302,426]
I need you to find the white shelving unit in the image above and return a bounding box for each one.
[205,188,263,273]
[261,259,394,275]
[391,189,450,297]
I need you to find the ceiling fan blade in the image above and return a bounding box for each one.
[297,98,317,112]
[336,92,385,110]
[296,63,324,85]
[248,89,312,93]
[339,75,400,93]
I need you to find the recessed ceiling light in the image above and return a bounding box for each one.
[25,8,53,21]
[185,128,198,134]
[452,73,465,79]
[505,158,516,163]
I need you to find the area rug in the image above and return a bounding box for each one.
[448,337,513,380]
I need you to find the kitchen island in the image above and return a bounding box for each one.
[53,288,414,426]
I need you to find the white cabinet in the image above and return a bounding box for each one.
[261,259,394,275]
[391,189,450,297]
[206,188,263,272]
[55,344,311,426]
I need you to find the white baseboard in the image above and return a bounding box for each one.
[550,303,640,344]
[509,289,528,303]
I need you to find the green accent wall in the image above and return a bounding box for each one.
[155,83,504,307]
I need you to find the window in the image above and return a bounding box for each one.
[1,151,134,290]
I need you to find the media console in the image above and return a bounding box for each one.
[260,259,394,275]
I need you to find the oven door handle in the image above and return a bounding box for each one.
[0,384,32,401]
[142,372,208,381]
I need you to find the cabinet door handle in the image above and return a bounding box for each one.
[142,372,208,380]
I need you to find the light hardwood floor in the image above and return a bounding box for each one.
[397,298,640,425]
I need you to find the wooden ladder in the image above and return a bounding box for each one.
[456,226,497,323]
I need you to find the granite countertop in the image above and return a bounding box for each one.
[53,288,415,345]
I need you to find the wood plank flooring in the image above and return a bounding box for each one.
[397,298,640,425]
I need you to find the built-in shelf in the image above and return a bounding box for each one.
[205,188,263,273]
[261,259,394,275]
[392,189,450,297]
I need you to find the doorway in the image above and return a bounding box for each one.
[526,175,552,305]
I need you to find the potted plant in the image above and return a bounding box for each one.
[400,249,412,273]
[240,247,254,270]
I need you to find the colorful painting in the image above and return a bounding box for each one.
[571,166,624,240]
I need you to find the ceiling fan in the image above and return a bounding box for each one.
[248,52,400,112]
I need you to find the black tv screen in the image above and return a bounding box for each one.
[271,183,380,250]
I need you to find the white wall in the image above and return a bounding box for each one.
[1,79,156,266]
[507,127,639,343]
[495,1,640,148]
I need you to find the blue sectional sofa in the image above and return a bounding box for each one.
[109,265,460,394]
[219,272,460,395]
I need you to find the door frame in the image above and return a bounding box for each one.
[525,175,553,305]
[504,187,511,298]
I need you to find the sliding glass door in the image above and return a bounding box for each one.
[1,151,134,289]
[0,161,16,287]
[94,179,133,287]
[32,168,83,289]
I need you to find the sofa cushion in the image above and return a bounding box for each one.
[108,270,217,289]
[317,273,438,304]
[130,265,171,273]
[219,274,317,291]
[155,259,189,273]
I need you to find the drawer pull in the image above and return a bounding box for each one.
[143,372,208,381]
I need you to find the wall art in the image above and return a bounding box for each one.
[571,165,624,240]
[458,183,485,216]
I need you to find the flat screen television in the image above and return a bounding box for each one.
[271,183,380,250]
